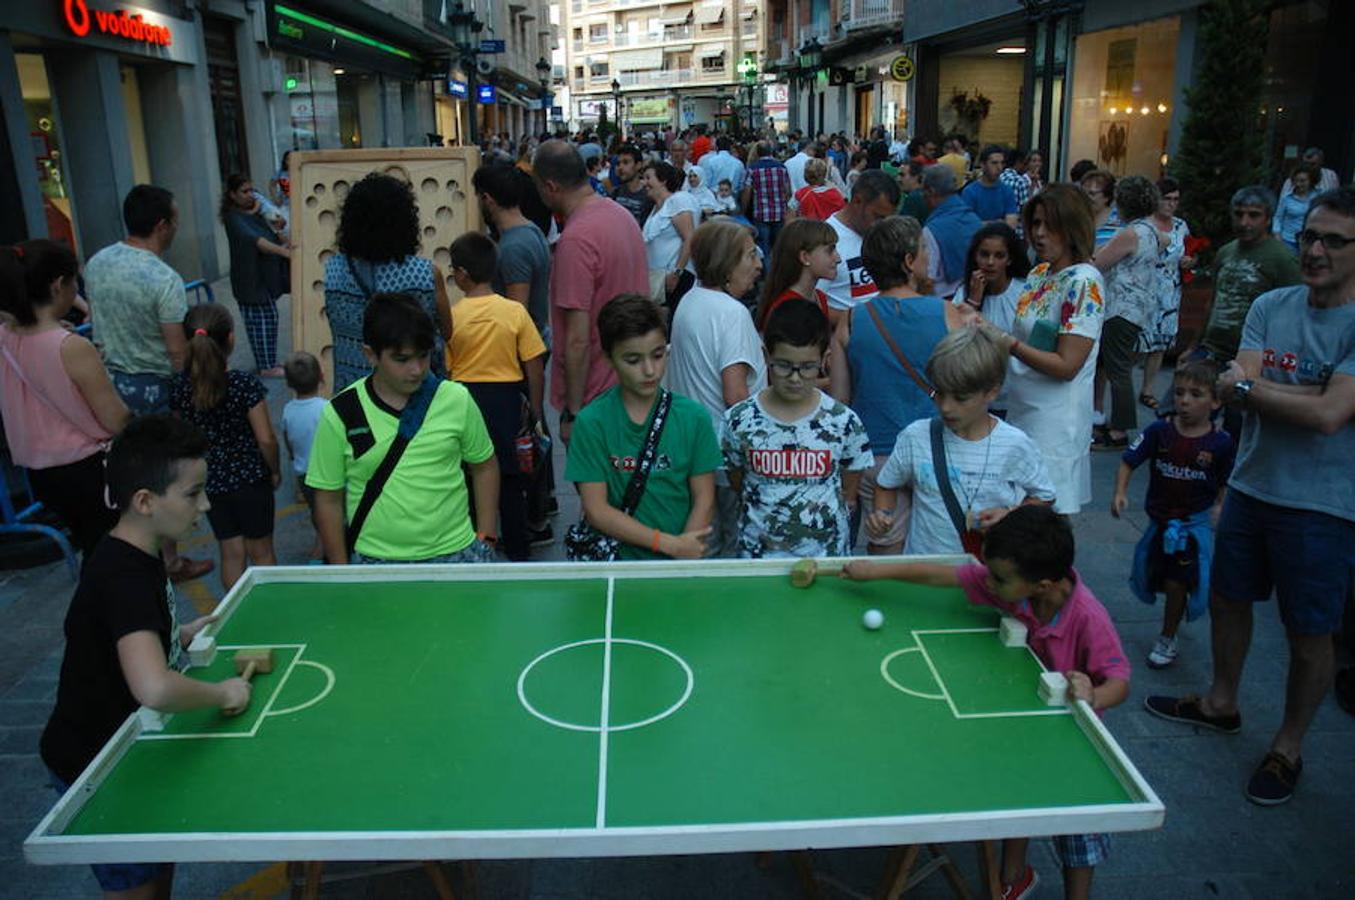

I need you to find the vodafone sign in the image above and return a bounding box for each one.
[62,0,173,47]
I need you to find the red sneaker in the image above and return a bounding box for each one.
[1002,865,1039,900]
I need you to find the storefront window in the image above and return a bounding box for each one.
[337,74,361,147]
[16,53,76,252]
[1067,16,1180,180]
[280,56,343,159]
[1259,0,1328,181]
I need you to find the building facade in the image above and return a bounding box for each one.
[562,0,765,134]
[764,0,907,137]
[902,0,1350,185]
[1,0,554,280]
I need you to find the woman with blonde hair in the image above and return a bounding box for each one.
[666,219,767,557]
[793,157,846,221]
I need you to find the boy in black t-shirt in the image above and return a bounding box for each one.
[1112,360,1235,670]
[40,415,251,898]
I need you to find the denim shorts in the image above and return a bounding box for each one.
[1053,832,1110,868]
[1211,489,1355,635]
[49,770,170,892]
[110,371,172,416]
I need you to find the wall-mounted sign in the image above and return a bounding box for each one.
[479,39,505,54]
[889,55,915,83]
[477,84,497,104]
[62,1,173,47]
[448,79,468,99]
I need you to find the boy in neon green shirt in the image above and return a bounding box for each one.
[307,293,500,563]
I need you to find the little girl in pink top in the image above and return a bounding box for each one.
[0,240,130,553]
[841,505,1130,900]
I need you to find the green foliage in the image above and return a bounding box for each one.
[596,105,619,144]
[1169,0,1271,252]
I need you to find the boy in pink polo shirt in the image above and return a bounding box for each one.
[843,505,1130,900]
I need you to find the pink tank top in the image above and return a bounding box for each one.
[0,326,113,468]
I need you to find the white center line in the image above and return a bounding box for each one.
[595,577,615,829]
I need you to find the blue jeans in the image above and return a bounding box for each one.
[110,371,172,416]
[351,539,496,565]
[753,220,782,263]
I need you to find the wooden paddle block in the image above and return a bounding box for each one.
[790,559,816,588]
[1038,671,1068,705]
[999,616,1028,648]
[187,634,216,668]
[233,648,274,679]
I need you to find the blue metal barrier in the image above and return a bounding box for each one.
[0,464,78,579]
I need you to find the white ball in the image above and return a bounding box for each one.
[862,608,884,630]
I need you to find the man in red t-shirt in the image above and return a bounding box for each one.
[532,140,649,444]
[690,128,713,164]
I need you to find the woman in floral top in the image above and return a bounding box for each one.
[980,184,1105,514]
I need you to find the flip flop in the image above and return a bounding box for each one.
[1139,393,1159,409]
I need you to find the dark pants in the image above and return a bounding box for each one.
[753,220,782,263]
[465,382,531,561]
[28,451,118,556]
[1099,315,1142,432]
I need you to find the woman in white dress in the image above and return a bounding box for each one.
[641,161,698,307]
[980,184,1105,514]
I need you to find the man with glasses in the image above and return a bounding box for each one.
[1147,186,1355,806]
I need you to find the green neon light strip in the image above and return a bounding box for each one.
[275,4,416,60]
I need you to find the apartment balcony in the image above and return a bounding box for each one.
[573,39,584,50]
[614,68,693,87]
[841,0,904,32]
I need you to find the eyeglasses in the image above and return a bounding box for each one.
[768,359,822,379]
[1298,230,1355,251]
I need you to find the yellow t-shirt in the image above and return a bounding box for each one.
[446,293,547,382]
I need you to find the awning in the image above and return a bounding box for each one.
[664,44,694,53]
[584,53,608,63]
[496,88,530,108]
[739,9,757,19]
[697,44,727,60]
[613,48,664,70]
[659,12,691,25]
[694,7,725,25]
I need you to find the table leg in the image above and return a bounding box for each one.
[926,845,972,899]
[459,860,481,900]
[421,860,456,900]
[976,841,1003,900]
[791,849,822,900]
[874,845,921,900]
[290,860,324,900]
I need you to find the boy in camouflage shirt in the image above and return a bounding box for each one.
[722,302,873,557]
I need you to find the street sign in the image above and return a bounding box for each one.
[479,39,505,53]
[889,55,915,83]
[477,84,497,104]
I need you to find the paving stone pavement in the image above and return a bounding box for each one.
[1,280,1351,898]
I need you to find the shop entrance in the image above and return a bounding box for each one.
[204,16,249,179]
[855,84,875,136]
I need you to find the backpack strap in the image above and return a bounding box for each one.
[930,417,968,543]
[330,386,376,459]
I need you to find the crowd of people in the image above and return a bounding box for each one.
[0,121,1352,900]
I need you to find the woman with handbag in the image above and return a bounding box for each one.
[0,241,129,554]
[829,215,972,555]
[220,174,292,377]
[323,173,453,392]
[563,294,721,561]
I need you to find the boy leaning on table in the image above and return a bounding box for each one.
[843,505,1130,900]
[39,415,251,899]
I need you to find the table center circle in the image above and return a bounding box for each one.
[517,638,694,733]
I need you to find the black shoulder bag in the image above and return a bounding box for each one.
[930,417,985,559]
[566,390,673,561]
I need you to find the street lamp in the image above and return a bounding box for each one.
[797,37,822,136]
[535,57,552,136]
[611,78,623,140]
[737,56,758,136]
[449,2,486,145]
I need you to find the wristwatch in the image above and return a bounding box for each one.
[1233,379,1255,407]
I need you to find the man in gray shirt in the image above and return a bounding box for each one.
[473,164,551,335]
[1146,187,1355,806]
[473,163,556,540]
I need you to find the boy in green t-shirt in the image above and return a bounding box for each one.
[306,293,500,563]
[564,293,722,559]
